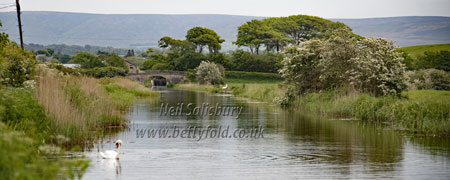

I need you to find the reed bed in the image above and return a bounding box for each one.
[292,90,450,135]
[34,71,160,145]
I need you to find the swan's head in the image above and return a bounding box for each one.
[114,140,123,149]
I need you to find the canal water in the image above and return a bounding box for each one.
[83,89,450,179]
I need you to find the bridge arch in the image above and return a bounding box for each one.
[127,70,187,86]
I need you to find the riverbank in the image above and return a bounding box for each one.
[291,90,450,136]
[175,79,450,136]
[176,78,284,102]
[0,67,159,179]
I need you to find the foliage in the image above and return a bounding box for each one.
[156,27,225,71]
[151,63,171,70]
[0,36,36,88]
[52,52,71,63]
[195,61,224,85]
[415,50,450,72]
[280,28,407,102]
[101,53,128,70]
[407,69,450,90]
[172,51,206,70]
[186,27,225,54]
[292,90,450,135]
[227,50,282,73]
[186,69,197,82]
[100,77,160,110]
[81,66,127,78]
[234,19,273,54]
[0,122,89,180]
[0,88,53,143]
[72,52,104,69]
[142,60,158,70]
[0,88,90,180]
[234,15,355,54]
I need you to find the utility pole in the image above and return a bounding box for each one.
[15,0,24,50]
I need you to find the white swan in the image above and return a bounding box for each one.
[100,140,123,159]
[222,84,228,89]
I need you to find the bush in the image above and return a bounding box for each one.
[0,41,36,87]
[280,29,407,103]
[151,63,171,70]
[407,69,450,90]
[72,52,105,69]
[229,50,281,73]
[82,66,127,78]
[416,50,450,72]
[186,69,197,82]
[195,61,224,85]
[141,60,158,70]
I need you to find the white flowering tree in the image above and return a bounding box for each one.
[195,61,224,85]
[279,28,407,102]
[349,38,407,95]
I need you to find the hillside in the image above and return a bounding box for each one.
[0,11,449,49]
[397,44,450,57]
[335,16,450,47]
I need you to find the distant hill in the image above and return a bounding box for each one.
[0,11,449,50]
[334,17,450,47]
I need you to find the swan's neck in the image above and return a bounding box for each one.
[116,145,121,159]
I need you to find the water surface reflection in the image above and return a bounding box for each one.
[83,89,450,179]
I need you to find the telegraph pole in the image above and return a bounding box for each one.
[15,0,24,49]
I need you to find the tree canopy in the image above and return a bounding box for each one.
[235,15,355,54]
[186,27,225,54]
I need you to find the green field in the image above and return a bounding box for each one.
[398,44,450,58]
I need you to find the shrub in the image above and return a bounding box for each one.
[82,66,127,78]
[141,60,158,70]
[0,41,36,87]
[186,69,197,82]
[195,61,224,85]
[229,50,281,73]
[280,29,407,104]
[407,69,450,90]
[151,63,170,70]
[72,52,105,69]
[416,50,450,72]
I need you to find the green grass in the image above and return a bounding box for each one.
[101,79,160,110]
[292,90,450,135]
[0,89,89,180]
[176,78,284,103]
[398,44,450,58]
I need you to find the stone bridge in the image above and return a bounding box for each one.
[127,70,187,85]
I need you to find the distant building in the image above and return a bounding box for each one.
[62,64,81,68]
[124,60,139,74]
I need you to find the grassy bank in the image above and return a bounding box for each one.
[0,67,159,179]
[398,44,450,58]
[34,68,159,145]
[291,90,450,135]
[100,77,160,110]
[176,78,284,102]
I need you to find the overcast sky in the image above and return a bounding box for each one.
[2,0,450,18]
